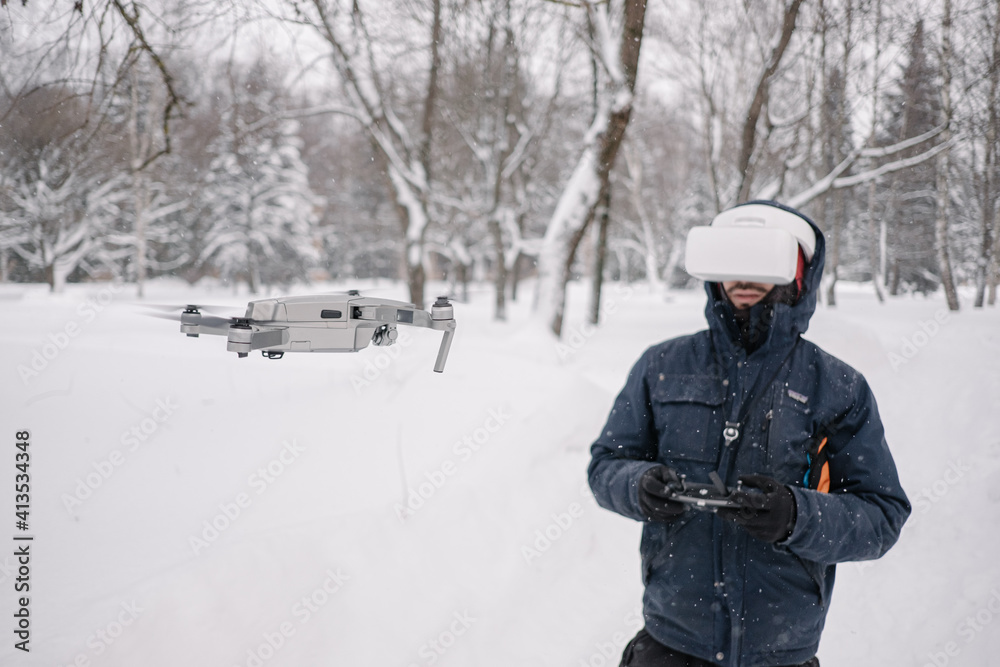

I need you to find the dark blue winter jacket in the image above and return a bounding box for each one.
[588,202,911,667]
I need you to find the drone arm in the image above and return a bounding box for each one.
[227,326,289,355]
[356,298,456,372]
[180,312,234,336]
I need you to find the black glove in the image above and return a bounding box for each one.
[637,465,686,522]
[717,474,797,543]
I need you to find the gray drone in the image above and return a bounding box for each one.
[153,292,456,372]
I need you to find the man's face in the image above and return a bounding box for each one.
[721,281,774,310]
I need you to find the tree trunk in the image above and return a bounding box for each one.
[379,158,430,310]
[988,261,998,305]
[986,204,999,307]
[869,0,885,304]
[307,0,442,310]
[490,217,508,321]
[454,261,469,303]
[129,67,151,299]
[662,241,683,288]
[936,0,960,311]
[406,246,426,310]
[535,0,647,337]
[976,0,1000,308]
[510,249,525,303]
[867,179,885,302]
[487,7,521,321]
[548,200,597,337]
[880,217,888,290]
[817,193,837,306]
[974,173,994,308]
[624,143,664,292]
[589,186,611,326]
[45,262,56,293]
[247,250,260,295]
[133,172,149,298]
[735,0,806,203]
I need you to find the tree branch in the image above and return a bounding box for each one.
[788,134,960,208]
[735,0,806,203]
[110,0,188,170]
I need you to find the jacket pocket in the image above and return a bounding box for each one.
[794,554,830,610]
[640,511,703,582]
[765,386,816,485]
[741,544,828,654]
[650,375,725,464]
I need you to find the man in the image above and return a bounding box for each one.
[588,200,910,667]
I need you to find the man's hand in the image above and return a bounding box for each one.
[718,474,797,543]
[638,465,686,522]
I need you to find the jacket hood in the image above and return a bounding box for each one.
[703,200,826,356]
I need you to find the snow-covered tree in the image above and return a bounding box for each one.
[534,0,648,337]
[276,0,447,309]
[199,121,320,292]
[0,151,124,291]
[197,62,320,292]
[877,19,943,295]
[99,56,191,297]
[431,0,572,320]
[964,0,1000,306]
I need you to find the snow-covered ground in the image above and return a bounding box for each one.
[0,278,998,667]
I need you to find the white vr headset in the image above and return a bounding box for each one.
[684,204,816,285]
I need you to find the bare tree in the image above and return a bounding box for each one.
[281,0,445,309]
[935,0,960,310]
[865,0,887,303]
[734,0,807,204]
[434,0,564,320]
[534,0,647,337]
[973,0,1000,307]
[0,1,194,167]
[1,152,125,291]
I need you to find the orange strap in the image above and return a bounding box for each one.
[816,437,830,493]
[806,436,830,493]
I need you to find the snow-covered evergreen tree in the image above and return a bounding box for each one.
[878,19,943,295]
[0,150,124,292]
[198,63,320,292]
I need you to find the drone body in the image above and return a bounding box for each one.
[174,293,456,372]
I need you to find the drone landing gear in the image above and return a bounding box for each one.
[262,351,284,360]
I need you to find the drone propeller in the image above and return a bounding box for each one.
[141,303,241,315]
[140,304,248,337]
[145,311,241,329]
